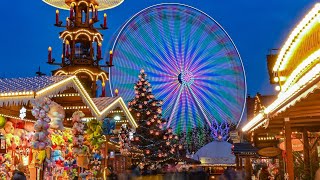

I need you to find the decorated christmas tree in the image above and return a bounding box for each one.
[129,69,184,164]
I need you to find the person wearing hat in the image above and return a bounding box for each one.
[12,164,26,180]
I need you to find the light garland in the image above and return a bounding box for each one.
[0,113,34,123]
[36,76,74,95]
[63,106,88,110]
[42,0,124,11]
[281,49,320,92]
[242,64,320,132]
[0,91,33,97]
[49,93,80,97]
[273,3,320,71]
[60,29,103,42]
[55,69,108,82]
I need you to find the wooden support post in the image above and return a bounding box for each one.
[284,117,294,179]
[303,128,310,176]
[236,154,240,170]
[239,157,243,169]
[245,157,252,180]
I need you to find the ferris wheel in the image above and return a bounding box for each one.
[107,3,246,133]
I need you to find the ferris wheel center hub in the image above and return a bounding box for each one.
[178,71,194,86]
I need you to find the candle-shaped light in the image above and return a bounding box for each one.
[115,89,119,96]
[48,47,52,63]
[95,5,98,20]
[102,82,106,97]
[109,50,113,66]
[55,10,59,24]
[103,13,107,28]
[70,4,74,19]
[66,18,69,27]
[98,43,102,59]
[66,40,70,56]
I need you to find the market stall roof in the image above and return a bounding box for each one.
[233,142,258,156]
[42,0,124,11]
[192,141,235,166]
[242,3,320,132]
[0,75,137,128]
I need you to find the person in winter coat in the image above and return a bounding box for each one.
[12,164,26,180]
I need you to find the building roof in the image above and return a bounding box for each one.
[192,141,235,165]
[233,142,258,156]
[0,76,70,94]
[0,75,137,128]
[92,96,137,128]
[92,97,120,112]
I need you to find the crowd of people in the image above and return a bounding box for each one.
[106,165,250,180]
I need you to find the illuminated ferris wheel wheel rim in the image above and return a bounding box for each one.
[108,3,247,130]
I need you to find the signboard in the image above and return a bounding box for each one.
[230,131,240,143]
[258,147,281,157]
[279,139,303,152]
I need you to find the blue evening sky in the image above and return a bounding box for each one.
[0,0,317,96]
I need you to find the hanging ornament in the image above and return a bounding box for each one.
[140,69,145,73]
[146,121,151,126]
[135,90,138,94]
[159,125,163,129]
[153,115,157,119]
[129,108,132,111]
[139,105,142,109]
[146,149,150,154]
[146,111,150,115]
[137,113,140,117]
[166,141,170,145]
[152,102,156,106]
[155,131,159,136]
[150,130,154,134]
[151,119,155,122]
[144,101,148,105]
[175,136,179,140]
[134,85,137,89]
[171,148,175,152]
[157,109,162,114]
[135,137,139,141]
[139,82,142,85]
[159,100,163,105]
[179,145,183,149]
[168,128,172,133]
[169,135,173,139]
[143,88,146,92]
[141,93,145,96]
[144,81,148,85]
[148,83,151,86]
[138,75,141,78]
[158,153,162,157]
[163,136,167,140]
[157,120,161,124]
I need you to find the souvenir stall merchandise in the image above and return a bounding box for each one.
[85,118,106,178]
[30,98,54,179]
[0,116,34,179]
[72,111,90,178]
